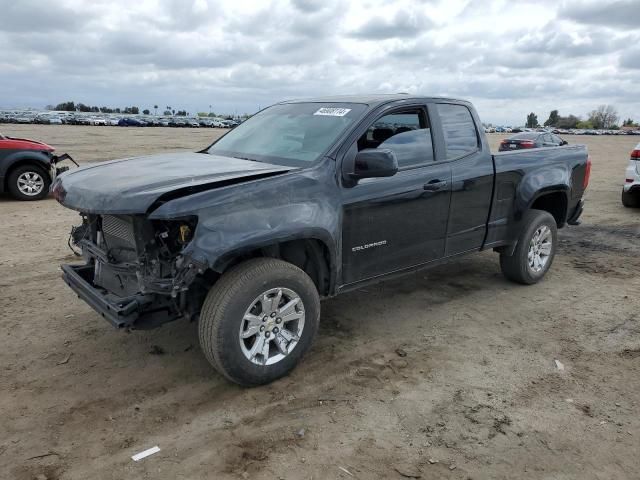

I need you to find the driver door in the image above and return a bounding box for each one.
[340,105,452,285]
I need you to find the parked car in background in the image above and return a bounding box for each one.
[622,142,640,208]
[0,133,77,200]
[499,132,567,151]
[118,118,144,127]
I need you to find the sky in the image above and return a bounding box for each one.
[0,0,638,125]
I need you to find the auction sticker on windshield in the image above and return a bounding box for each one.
[313,107,352,117]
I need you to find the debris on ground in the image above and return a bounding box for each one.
[56,353,72,365]
[131,445,160,461]
[554,359,565,371]
[393,463,422,478]
[395,348,408,357]
[149,345,165,355]
[338,466,354,476]
[25,451,60,461]
[492,415,512,435]
[296,428,305,438]
[120,437,135,449]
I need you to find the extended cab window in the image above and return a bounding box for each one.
[437,104,479,160]
[356,109,434,168]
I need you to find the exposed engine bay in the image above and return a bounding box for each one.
[66,213,208,328]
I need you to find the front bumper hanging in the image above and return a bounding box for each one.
[61,264,149,328]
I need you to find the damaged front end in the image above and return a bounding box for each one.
[62,213,208,329]
[50,152,79,183]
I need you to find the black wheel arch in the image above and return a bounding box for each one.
[210,237,334,297]
[497,188,569,256]
[1,152,52,193]
[528,189,569,227]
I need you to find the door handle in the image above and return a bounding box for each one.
[423,180,448,191]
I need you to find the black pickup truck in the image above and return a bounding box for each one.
[53,94,590,385]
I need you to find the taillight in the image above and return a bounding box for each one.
[583,155,591,189]
[631,149,640,159]
[519,140,535,148]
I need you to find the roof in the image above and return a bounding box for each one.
[280,93,466,107]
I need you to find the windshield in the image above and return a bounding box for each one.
[208,102,367,166]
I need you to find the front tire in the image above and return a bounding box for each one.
[7,165,51,201]
[622,188,640,208]
[500,209,558,285]
[198,258,320,386]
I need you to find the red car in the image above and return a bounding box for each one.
[0,133,76,200]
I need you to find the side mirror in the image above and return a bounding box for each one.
[560,140,568,146]
[349,148,398,180]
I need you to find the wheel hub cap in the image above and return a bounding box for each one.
[17,172,45,196]
[528,225,552,273]
[239,287,305,365]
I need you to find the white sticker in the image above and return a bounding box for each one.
[313,107,351,117]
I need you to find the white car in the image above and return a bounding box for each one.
[622,142,640,208]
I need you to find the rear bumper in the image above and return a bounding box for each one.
[567,200,584,225]
[624,160,639,192]
[61,264,147,328]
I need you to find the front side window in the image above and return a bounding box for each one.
[356,109,434,168]
[437,104,479,160]
[208,102,367,166]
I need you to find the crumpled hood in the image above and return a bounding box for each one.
[53,152,294,214]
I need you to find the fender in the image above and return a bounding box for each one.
[184,209,337,294]
[504,180,569,255]
[515,165,570,219]
[147,159,342,289]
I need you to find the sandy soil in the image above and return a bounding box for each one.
[1,125,639,480]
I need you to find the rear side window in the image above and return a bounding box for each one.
[437,104,479,159]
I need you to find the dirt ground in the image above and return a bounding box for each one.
[1,125,639,480]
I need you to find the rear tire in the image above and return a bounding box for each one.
[622,188,640,208]
[198,258,320,386]
[7,164,51,201]
[500,209,557,285]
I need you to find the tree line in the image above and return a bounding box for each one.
[525,105,637,129]
[46,101,190,117]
